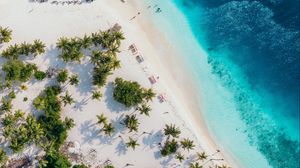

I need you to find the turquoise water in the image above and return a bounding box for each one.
[142,0,300,168]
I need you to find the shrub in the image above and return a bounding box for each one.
[2,60,37,83]
[0,148,8,166]
[34,70,47,80]
[113,78,155,107]
[57,69,68,83]
[160,139,178,157]
[43,151,71,168]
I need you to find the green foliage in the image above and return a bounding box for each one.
[8,91,16,99]
[196,152,208,161]
[126,137,139,150]
[0,148,8,166]
[32,39,46,56]
[180,138,195,151]
[136,103,151,116]
[0,97,12,113]
[60,91,75,106]
[104,165,115,168]
[91,90,102,100]
[57,37,84,63]
[0,26,12,44]
[33,85,69,149]
[92,66,112,87]
[57,69,68,83]
[34,70,47,80]
[2,60,37,83]
[73,164,89,168]
[102,122,115,136]
[175,153,185,163]
[43,151,71,168]
[164,124,181,138]
[124,114,139,132]
[96,113,107,125]
[69,74,79,86]
[2,111,44,153]
[1,40,46,59]
[64,117,75,130]
[160,139,178,157]
[189,162,202,168]
[113,78,155,107]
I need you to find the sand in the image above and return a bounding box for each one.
[0,0,234,167]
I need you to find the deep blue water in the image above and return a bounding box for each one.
[172,0,300,168]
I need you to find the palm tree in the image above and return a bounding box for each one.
[80,34,92,49]
[175,153,185,163]
[91,90,102,100]
[180,138,195,151]
[102,123,115,136]
[32,39,46,56]
[25,115,44,143]
[124,115,139,132]
[136,103,151,116]
[126,137,139,150]
[60,91,75,106]
[163,124,181,139]
[19,42,31,55]
[96,113,107,125]
[69,74,79,86]
[196,152,208,161]
[189,162,202,168]
[160,138,178,156]
[0,147,8,166]
[112,31,125,47]
[143,88,155,102]
[0,97,12,113]
[64,117,75,129]
[91,32,101,46]
[110,59,121,70]
[90,50,105,64]
[0,26,12,44]
[57,37,69,49]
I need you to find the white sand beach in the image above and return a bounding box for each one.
[0,0,235,167]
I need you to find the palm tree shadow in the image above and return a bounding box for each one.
[160,155,173,168]
[69,59,93,96]
[42,45,65,70]
[104,82,128,113]
[111,114,126,134]
[73,98,88,111]
[115,140,127,156]
[142,130,163,149]
[97,134,114,146]
[79,120,101,144]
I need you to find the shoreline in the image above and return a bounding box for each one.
[117,1,241,167]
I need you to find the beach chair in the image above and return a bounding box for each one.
[135,55,144,63]
[129,44,138,55]
[158,93,166,103]
[148,76,157,84]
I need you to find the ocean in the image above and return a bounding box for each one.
[141,0,299,168]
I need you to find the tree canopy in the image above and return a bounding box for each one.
[113,78,155,108]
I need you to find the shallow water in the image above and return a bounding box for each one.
[144,0,300,167]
